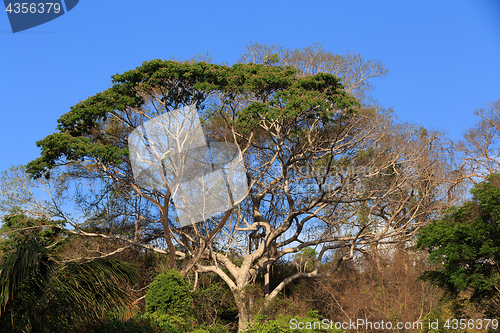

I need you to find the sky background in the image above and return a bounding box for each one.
[1,0,499,174]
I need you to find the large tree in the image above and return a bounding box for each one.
[18,46,462,331]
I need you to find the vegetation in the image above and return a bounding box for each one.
[0,42,498,332]
[0,214,139,332]
[417,174,500,316]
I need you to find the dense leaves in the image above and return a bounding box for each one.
[26,60,358,180]
[0,214,139,332]
[145,269,193,316]
[417,174,500,312]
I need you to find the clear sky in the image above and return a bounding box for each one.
[1,0,499,173]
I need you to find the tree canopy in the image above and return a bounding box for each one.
[417,174,500,314]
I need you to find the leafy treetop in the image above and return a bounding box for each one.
[26,60,359,180]
[417,174,500,308]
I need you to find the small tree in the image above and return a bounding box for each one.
[417,174,500,316]
[143,269,196,332]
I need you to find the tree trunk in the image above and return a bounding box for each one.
[160,209,176,269]
[159,191,176,268]
[234,289,251,332]
[264,265,270,296]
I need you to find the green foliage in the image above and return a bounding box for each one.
[0,237,52,313]
[419,296,472,333]
[247,320,289,333]
[141,312,195,333]
[0,213,66,254]
[143,269,201,332]
[0,214,139,332]
[141,270,237,332]
[292,247,319,272]
[416,174,500,314]
[0,236,54,332]
[97,307,232,333]
[26,60,359,180]
[307,309,319,319]
[192,280,237,326]
[146,269,193,316]
[294,247,318,260]
[49,259,140,323]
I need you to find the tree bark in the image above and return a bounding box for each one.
[160,191,176,268]
[264,265,270,297]
[234,289,250,332]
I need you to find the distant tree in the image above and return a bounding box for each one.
[0,165,67,222]
[459,99,500,184]
[239,42,389,106]
[416,174,500,316]
[292,247,318,273]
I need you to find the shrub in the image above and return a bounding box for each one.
[141,312,195,333]
[145,269,193,316]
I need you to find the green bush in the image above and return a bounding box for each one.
[143,269,199,332]
[141,312,195,333]
[192,280,237,326]
[146,269,193,316]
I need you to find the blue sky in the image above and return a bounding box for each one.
[1,0,499,173]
